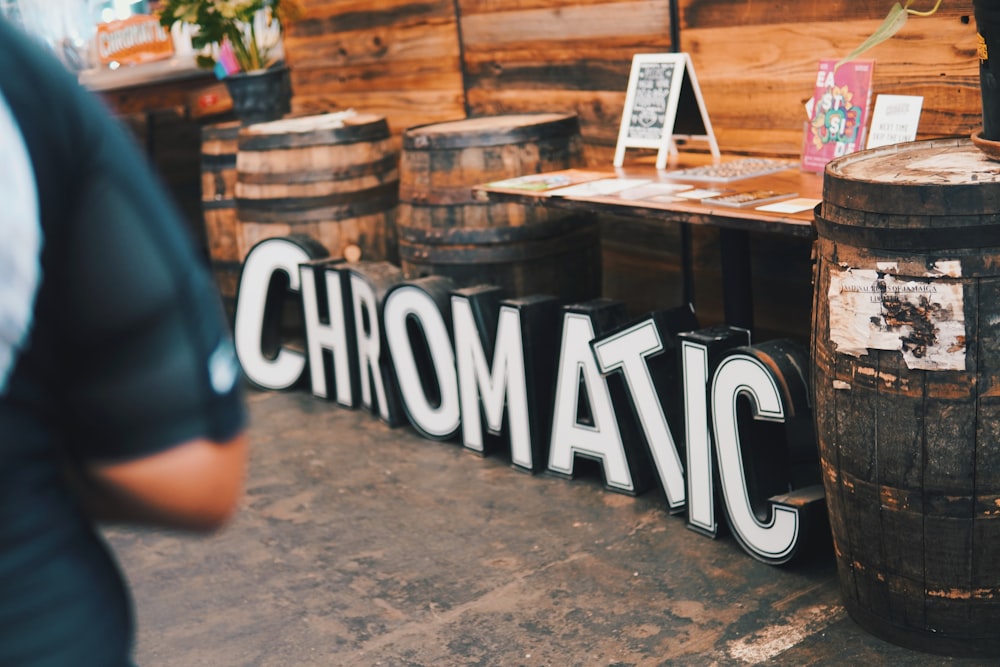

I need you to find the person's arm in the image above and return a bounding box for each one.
[70,432,249,532]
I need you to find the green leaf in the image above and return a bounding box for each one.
[836,3,909,69]
[156,0,286,71]
[180,7,200,24]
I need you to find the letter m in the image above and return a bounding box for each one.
[451,287,560,473]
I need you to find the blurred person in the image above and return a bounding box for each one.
[0,16,248,667]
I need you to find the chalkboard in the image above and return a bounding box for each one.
[614,53,719,169]
[625,61,677,142]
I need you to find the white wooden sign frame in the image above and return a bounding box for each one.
[614,53,720,169]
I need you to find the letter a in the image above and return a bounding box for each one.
[547,300,643,494]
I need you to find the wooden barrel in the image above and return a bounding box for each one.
[397,113,600,301]
[235,112,399,265]
[812,137,1000,658]
[201,120,242,320]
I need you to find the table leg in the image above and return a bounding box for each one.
[719,228,753,331]
[681,224,694,307]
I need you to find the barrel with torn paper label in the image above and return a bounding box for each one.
[812,137,1000,658]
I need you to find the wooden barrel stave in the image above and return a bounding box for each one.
[236,182,400,222]
[237,141,397,190]
[407,201,560,231]
[399,219,600,300]
[200,120,242,320]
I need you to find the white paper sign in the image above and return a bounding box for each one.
[827,266,965,370]
[865,94,923,149]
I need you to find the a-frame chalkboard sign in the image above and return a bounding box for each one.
[614,53,720,169]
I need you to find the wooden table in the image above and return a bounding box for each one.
[473,161,823,331]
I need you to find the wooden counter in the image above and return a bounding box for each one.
[80,58,229,118]
[474,160,824,332]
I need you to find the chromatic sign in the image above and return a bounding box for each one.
[233,235,826,565]
[95,15,174,66]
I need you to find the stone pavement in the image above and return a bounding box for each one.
[104,389,993,666]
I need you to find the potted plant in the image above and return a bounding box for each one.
[974,0,1000,145]
[840,1,1000,154]
[157,0,303,124]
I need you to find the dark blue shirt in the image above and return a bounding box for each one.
[0,19,246,666]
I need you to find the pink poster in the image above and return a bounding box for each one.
[801,58,875,173]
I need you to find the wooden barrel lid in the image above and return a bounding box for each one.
[823,137,1000,215]
[238,111,389,150]
[402,113,580,150]
[818,138,1000,250]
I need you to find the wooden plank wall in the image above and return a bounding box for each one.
[679,1,979,157]
[278,0,981,340]
[283,0,467,136]
[457,0,674,165]
[285,1,978,159]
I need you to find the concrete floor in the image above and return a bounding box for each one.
[105,388,995,667]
